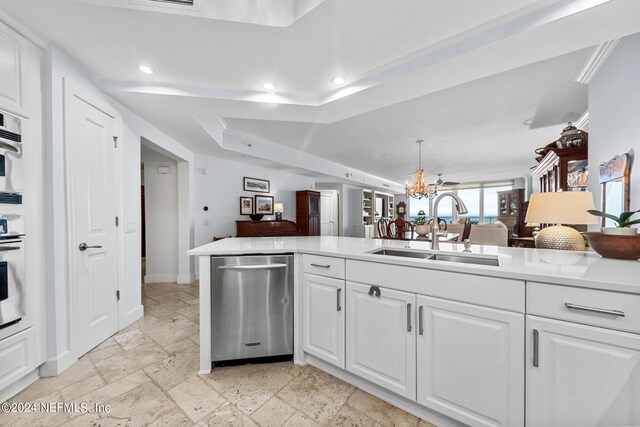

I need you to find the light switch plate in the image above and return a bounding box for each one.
[125,221,137,233]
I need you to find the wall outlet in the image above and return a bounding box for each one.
[125,221,136,233]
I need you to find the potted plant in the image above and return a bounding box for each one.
[415,212,429,236]
[587,209,640,235]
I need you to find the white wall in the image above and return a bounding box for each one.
[43,44,196,375]
[588,33,640,228]
[193,154,316,246]
[141,146,179,283]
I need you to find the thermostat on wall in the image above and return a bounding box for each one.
[157,166,170,174]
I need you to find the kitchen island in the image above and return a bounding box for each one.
[188,236,640,427]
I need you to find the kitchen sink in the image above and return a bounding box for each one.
[370,249,432,259]
[369,249,499,266]
[426,253,499,266]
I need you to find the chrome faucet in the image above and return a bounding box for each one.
[430,193,469,250]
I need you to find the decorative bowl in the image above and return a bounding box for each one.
[582,232,640,260]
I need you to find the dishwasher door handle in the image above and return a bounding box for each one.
[218,264,288,271]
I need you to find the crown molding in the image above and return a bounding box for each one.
[0,8,46,49]
[575,39,620,84]
[575,111,589,129]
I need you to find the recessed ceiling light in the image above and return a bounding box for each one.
[262,82,276,91]
[138,65,154,74]
[332,76,346,85]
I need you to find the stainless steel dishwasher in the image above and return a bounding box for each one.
[210,254,293,363]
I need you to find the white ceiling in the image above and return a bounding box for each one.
[2,0,640,187]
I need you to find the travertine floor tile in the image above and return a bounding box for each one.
[194,401,258,427]
[94,341,168,383]
[282,411,321,427]
[167,376,226,422]
[330,405,377,427]
[143,315,199,346]
[163,337,196,354]
[59,374,105,401]
[113,328,153,350]
[348,389,420,427]
[144,345,199,390]
[202,363,293,415]
[251,396,297,427]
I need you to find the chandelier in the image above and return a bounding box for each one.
[405,140,430,199]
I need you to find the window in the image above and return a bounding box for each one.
[409,197,429,221]
[456,188,481,224]
[483,185,513,224]
[433,190,453,223]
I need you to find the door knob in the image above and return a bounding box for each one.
[79,243,103,251]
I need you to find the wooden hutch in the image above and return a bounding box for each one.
[532,145,589,193]
[296,190,321,236]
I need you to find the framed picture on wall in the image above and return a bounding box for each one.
[240,197,253,215]
[254,195,274,215]
[243,177,270,193]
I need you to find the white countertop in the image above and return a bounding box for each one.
[188,236,640,294]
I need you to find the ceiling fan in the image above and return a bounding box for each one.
[424,174,460,197]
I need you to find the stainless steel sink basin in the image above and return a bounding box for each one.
[370,249,432,259]
[426,253,499,267]
[369,249,499,266]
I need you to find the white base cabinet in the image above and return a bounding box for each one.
[346,281,416,400]
[302,273,345,368]
[417,296,524,427]
[527,316,640,427]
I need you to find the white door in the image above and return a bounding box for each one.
[417,296,524,427]
[346,281,416,399]
[320,190,338,236]
[302,273,345,368]
[527,316,640,427]
[66,86,119,357]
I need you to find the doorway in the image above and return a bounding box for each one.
[320,190,339,236]
[140,143,179,284]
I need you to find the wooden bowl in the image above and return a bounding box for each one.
[582,232,640,260]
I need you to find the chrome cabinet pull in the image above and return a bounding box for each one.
[0,246,20,252]
[564,302,625,317]
[407,303,412,332]
[418,306,424,335]
[79,243,103,251]
[337,288,342,312]
[368,285,381,297]
[310,263,331,269]
[533,329,539,368]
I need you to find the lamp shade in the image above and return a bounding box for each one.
[525,192,597,225]
[417,210,426,216]
[274,203,284,213]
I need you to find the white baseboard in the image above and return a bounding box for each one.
[144,274,177,283]
[39,350,76,377]
[120,304,144,330]
[0,369,39,402]
[177,273,195,284]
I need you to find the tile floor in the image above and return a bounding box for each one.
[1,282,435,427]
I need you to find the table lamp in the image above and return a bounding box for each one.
[525,192,597,251]
[274,203,284,220]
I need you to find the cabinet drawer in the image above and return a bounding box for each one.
[527,282,640,334]
[0,327,35,391]
[303,255,345,279]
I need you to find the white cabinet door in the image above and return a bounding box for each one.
[346,281,416,399]
[416,296,524,427]
[302,274,345,368]
[527,316,640,427]
[0,22,26,110]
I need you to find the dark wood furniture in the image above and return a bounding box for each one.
[296,190,321,236]
[497,189,527,242]
[386,218,415,240]
[376,218,390,238]
[236,220,300,237]
[533,145,588,193]
[514,237,536,248]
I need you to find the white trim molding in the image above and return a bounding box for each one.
[575,111,589,129]
[575,39,620,84]
[0,8,47,49]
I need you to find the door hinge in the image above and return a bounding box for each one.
[115,216,119,227]
[113,136,118,148]
[116,290,120,301]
